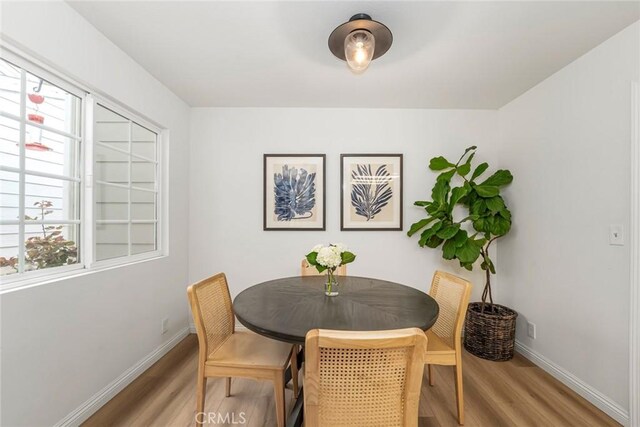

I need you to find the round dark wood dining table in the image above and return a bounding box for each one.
[233,275,439,427]
[233,275,439,345]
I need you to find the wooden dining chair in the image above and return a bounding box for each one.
[304,328,427,427]
[301,259,347,276]
[187,273,298,427]
[295,259,349,383]
[425,271,472,425]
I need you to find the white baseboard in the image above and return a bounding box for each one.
[54,327,190,427]
[515,340,630,426]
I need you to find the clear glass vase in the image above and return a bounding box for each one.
[325,268,339,296]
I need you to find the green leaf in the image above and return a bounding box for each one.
[487,257,496,274]
[457,151,475,176]
[473,217,487,233]
[471,199,486,215]
[473,237,487,248]
[407,217,435,237]
[485,196,505,213]
[429,156,454,171]
[413,201,431,207]
[481,257,496,274]
[474,185,500,198]
[418,221,443,247]
[456,240,481,264]
[470,162,489,181]
[499,208,512,220]
[462,146,477,156]
[437,169,456,183]
[437,223,460,240]
[442,239,457,260]
[452,229,469,247]
[457,162,471,176]
[431,179,450,205]
[425,235,444,248]
[306,252,317,265]
[450,186,469,206]
[341,251,356,264]
[481,169,513,187]
[490,216,511,236]
[425,203,440,215]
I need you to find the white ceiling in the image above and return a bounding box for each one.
[68,1,639,109]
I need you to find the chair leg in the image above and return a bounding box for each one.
[453,364,464,425]
[225,377,231,397]
[291,347,299,398]
[273,372,286,427]
[196,369,207,425]
[428,364,434,386]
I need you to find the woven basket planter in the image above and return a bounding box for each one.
[464,302,518,361]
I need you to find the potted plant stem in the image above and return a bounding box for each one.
[407,146,518,361]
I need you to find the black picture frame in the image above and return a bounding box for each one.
[263,154,326,231]
[340,154,403,231]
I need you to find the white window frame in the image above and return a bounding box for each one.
[86,95,163,269]
[0,45,167,292]
[0,50,86,286]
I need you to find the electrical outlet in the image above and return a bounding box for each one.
[161,318,169,335]
[527,322,536,339]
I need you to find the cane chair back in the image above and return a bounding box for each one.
[304,328,427,427]
[429,271,472,349]
[187,273,296,427]
[187,273,235,358]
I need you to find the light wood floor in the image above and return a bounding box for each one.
[83,334,619,427]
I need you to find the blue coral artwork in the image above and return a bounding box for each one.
[274,165,316,220]
[341,154,403,231]
[350,164,393,221]
[264,154,325,230]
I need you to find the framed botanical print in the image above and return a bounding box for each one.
[341,154,403,231]
[264,154,326,230]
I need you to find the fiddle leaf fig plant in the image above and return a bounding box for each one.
[408,146,513,311]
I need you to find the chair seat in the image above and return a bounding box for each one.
[206,331,292,369]
[425,330,456,365]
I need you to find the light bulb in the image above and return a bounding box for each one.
[344,29,375,73]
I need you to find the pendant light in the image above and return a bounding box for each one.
[328,13,393,74]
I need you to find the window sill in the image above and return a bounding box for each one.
[0,253,167,295]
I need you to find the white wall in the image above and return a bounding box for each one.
[1,2,635,425]
[0,2,191,426]
[498,21,639,417]
[189,108,499,303]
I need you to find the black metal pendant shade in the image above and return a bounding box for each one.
[328,13,393,61]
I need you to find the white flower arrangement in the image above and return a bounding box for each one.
[306,243,356,273]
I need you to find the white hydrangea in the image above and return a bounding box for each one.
[311,244,324,253]
[316,246,342,269]
[331,243,347,253]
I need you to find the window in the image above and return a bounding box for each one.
[0,50,164,286]
[0,57,83,278]
[92,103,159,263]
